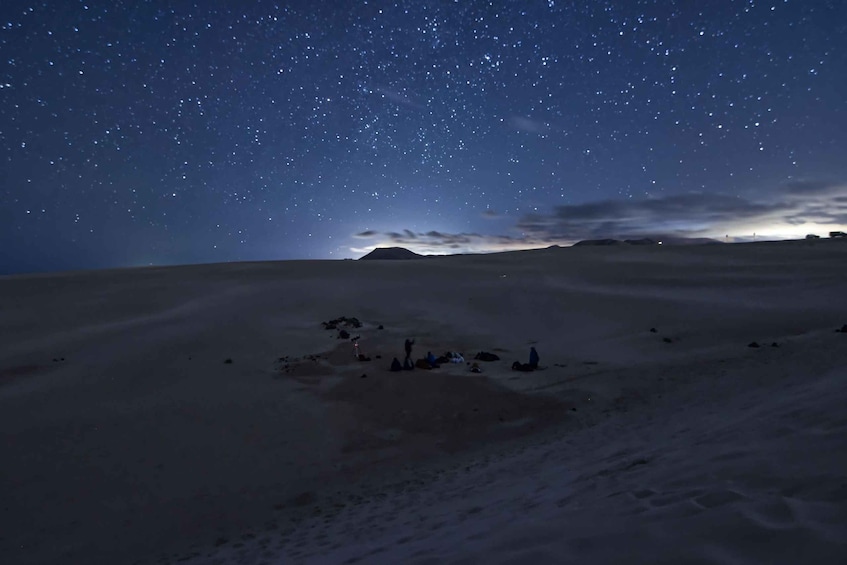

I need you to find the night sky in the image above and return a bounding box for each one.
[2,1,846,274]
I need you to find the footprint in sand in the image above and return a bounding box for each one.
[649,489,703,508]
[694,489,747,509]
[631,489,655,500]
[740,497,796,529]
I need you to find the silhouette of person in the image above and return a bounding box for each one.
[529,346,540,369]
[404,338,415,363]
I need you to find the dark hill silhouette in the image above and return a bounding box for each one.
[573,239,624,246]
[573,237,723,247]
[659,237,724,245]
[359,247,425,260]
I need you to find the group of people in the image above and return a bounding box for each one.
[387,338,416,371]
[389,339,540,373]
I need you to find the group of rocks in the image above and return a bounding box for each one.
[648,326,847,348]
[321,316,362,330]
[321,316,371,340]
[275,354,322,374]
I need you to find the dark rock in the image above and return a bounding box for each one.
[662,337,673,343]
[512,361,535,372]
[378,325,384,330]
[360,373,367,378]
[748,342,760,348]
[649,328,657,333]
[338,329,350,339]
[322,316,363,330]
[837,324,847,333]
[224,358,233,364]
[771,342,779,348]
[474,351,501,362]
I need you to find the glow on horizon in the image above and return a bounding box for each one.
[349,221,845,257]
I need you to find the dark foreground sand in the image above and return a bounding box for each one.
[1,239,846,564]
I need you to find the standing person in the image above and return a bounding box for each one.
[404,338,415,363]
[529,346,540,369]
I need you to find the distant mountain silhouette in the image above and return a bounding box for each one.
[573,237,723,247]
[623,238,657,245]
[359,247,425,260]
[658,237,724,245]
[573,239,625,246]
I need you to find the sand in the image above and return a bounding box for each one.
[1,239,846,564]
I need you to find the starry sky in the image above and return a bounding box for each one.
[2,1,846,274]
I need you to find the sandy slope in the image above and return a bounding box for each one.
[1,240,845,564]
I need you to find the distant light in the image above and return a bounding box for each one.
[658,241,663,245]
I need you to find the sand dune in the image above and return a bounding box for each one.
[1,240,845,564]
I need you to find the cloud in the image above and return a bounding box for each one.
[350,230,540,256]
[350,179,847,255]
[509,116,549,134]
[481,208,499,218]
[386,229,418,240]
[781,179,843,196]
[515,192,793,239]
[353,230,378,238]
[515,183,847,241]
